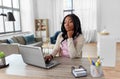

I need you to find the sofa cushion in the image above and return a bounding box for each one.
[50,31,61,44]
[23,34,35,44]
[15,36,26,45]
[0,39,8,43]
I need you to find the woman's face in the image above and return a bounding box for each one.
[64,16,74,32]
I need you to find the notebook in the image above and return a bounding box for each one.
[18,45,60,69]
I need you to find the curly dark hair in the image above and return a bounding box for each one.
[61,14,82,42]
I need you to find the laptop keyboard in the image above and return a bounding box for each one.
[46,61,54,67]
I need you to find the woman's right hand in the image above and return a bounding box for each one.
[44,55,53,64]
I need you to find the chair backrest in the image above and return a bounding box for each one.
[50,31,61,44]
[54,31,61,39]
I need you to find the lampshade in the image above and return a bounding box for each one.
[7,12,15,21]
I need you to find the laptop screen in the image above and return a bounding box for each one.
[18,45,46,67]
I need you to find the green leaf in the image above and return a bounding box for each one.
[0,51,5,58]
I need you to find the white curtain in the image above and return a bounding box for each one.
[53,0,64,33]
[73,0,97,43]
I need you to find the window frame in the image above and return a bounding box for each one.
[0,0,21,34]
[63,0,74,16]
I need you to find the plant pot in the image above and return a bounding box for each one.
[0,57,6,66]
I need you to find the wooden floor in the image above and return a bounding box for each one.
[83,43,120,79]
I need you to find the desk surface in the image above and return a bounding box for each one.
[0,54,104,79]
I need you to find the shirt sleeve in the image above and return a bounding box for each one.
[67,35,85,58]
[51,33,62,57]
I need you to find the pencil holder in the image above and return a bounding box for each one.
[90,65,103,77]
[0,58,6,66]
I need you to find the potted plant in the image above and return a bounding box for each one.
[0,51,6,66]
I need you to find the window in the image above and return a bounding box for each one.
[63,0,73,16]
[0,0,21,34]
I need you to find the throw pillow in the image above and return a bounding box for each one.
[7,38,14,44]
[23,34,35,44]
[15,36,26,45]
[11,37,18,43]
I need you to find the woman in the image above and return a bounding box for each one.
[45,14,85,62]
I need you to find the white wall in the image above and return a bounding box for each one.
[20,0,56,38]
[35,0,54,37]
[20,0,35,33]
[97,0,120,36]
[20,0,62,37]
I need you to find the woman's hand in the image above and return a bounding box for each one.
[44,55,53,64]
[67,31,74,38]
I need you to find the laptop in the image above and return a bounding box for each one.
[18,45,60,69]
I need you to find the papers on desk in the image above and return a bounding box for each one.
[71,65,87,78]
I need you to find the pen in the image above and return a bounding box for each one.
[92,60,95,66]
[87,55,92,64]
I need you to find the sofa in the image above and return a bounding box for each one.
[0,32,43,56]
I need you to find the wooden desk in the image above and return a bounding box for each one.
[0,54,104,79]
